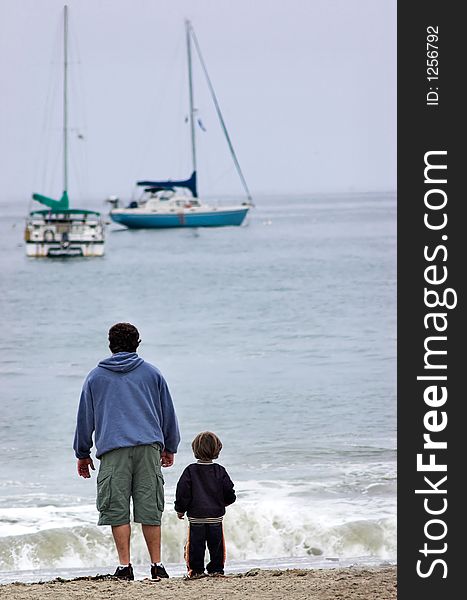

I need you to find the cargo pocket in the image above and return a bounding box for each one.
[96,469,112,512]
[156,473,165,512]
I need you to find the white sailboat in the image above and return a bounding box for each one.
[24,5,105,257]
[109,20,253,229]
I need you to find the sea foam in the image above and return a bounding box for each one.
[0,496,396,571]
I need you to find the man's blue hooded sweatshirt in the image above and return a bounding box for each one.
[73,353,180,459]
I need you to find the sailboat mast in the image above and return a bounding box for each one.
[186,20,197,178]
[63,5,69,193]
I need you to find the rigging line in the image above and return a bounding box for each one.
[47,146,62,200]
[39,67,59,194]
[69,16,88,137]
[131,31,184,187]
[189,25,254,205]
[68,65,90,200]
[36,15,62,195]
[210,164,237,187]
[71,148,86,204]
[69,16,90,199]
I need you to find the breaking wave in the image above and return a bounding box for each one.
[0,498,395,571]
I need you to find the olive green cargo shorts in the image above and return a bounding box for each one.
[96,444,164,526]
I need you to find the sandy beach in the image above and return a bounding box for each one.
[1,567,396,600]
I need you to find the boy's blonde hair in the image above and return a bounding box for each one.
[192,431,223,461]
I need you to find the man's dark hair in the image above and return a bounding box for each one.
[192,431,223,461]
[108,322,141,353]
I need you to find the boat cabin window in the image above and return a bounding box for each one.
[175,199,199,207]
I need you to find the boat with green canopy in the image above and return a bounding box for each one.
[24,5,105,257]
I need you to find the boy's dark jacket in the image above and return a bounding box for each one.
[174,463,236,518]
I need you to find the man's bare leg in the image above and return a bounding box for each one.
[112,524,131,564]
[142,524,161,563]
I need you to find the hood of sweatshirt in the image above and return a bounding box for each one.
[98,352,144,373]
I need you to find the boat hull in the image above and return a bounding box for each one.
[110,208,249,229]
[25,241,104,257]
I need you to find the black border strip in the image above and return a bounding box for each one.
[398,2,463,596]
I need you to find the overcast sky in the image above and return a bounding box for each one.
[0,0,396,205]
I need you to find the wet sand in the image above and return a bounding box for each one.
[1,566,396,599]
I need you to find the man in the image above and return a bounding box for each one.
[73,322,180,581]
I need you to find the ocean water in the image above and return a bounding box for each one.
[0,192,396,582]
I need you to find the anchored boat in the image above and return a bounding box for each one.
[109,20,253,230]
[25,206,105,258]
[24,5,105,257]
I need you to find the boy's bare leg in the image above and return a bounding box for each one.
[112,524,131,564]
[142,524,161,563]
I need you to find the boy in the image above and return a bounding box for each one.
[175,431,236,578]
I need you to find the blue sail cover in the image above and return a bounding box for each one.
[137,171,198,197]
[143,186,175,193]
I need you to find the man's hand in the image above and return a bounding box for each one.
[77,457,95,478]
[177,512,185,520]
[161,450,174,467]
